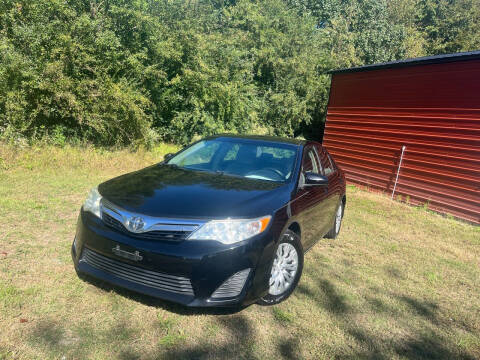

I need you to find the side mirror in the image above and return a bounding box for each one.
[163,153,174,162]
[304,172,328,186]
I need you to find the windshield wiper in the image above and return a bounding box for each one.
[182,167,226,176]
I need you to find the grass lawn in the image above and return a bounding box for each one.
[0,144,479,360]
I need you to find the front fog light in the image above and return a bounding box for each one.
[211,269,251,299]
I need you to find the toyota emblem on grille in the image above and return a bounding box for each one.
[126,216,146,233]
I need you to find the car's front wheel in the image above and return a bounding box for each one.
[257,229,304,306]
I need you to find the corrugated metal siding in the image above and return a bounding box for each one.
[323,59,480,224]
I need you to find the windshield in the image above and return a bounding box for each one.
[167,138,298,183]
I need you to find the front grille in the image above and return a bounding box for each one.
[102,212,192,242]
[102,212,126,231]
[82,247,194,296]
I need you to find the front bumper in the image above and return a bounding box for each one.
[72,210,277,307]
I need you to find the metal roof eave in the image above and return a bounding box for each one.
[329,50,480,75]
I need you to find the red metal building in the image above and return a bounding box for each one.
[323,51,480,224]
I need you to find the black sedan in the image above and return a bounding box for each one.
[72,135,346,307]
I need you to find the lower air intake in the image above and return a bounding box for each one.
[81,247,194,296]
[211,269,251,299]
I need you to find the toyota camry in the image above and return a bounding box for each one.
[72,135,346,307]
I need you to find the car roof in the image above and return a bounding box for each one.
[207,134,307,146]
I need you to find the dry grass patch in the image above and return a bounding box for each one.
[0,144,479,359]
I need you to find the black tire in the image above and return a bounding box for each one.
[257,229,304,306]
[325,202,344,239]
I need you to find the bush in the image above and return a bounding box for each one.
[1,0,479,147]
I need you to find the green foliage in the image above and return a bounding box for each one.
[0,0,479,146]
[418,0,480,54]
[289,0,480,64]
[287,0,411,66]
[272,307,295,324]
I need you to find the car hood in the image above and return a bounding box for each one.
[98,164,292,219]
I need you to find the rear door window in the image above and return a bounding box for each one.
[318,147,335,176]
[303,148,321,173]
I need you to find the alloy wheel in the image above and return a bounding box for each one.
[268,242,299,296]
[335,204,343,234]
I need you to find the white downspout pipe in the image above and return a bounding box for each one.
[391,145,406,200]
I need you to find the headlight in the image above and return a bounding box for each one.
[83,187,102,218]
[188,216,271,244]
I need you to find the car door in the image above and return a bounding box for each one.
[290,145,331,250]
[315,145,342,228]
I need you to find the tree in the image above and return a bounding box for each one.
[1,0,479,146]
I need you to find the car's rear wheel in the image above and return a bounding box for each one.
[325,202,344,239]
[257,229,303,306]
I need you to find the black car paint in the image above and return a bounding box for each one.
[98,165,291,219]
[72,136,346,307]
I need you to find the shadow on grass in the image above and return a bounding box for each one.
[25,272,302,359]
[392,332,474,360]
[398,295,438,319]
[296,279,349,315]
[59,264,477,359]
[278,337,301,360]
[159,315,258,360]
[298,274,477,360]
[27,312,271,360]
[77,272,243,316]
[345,326,478,360]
